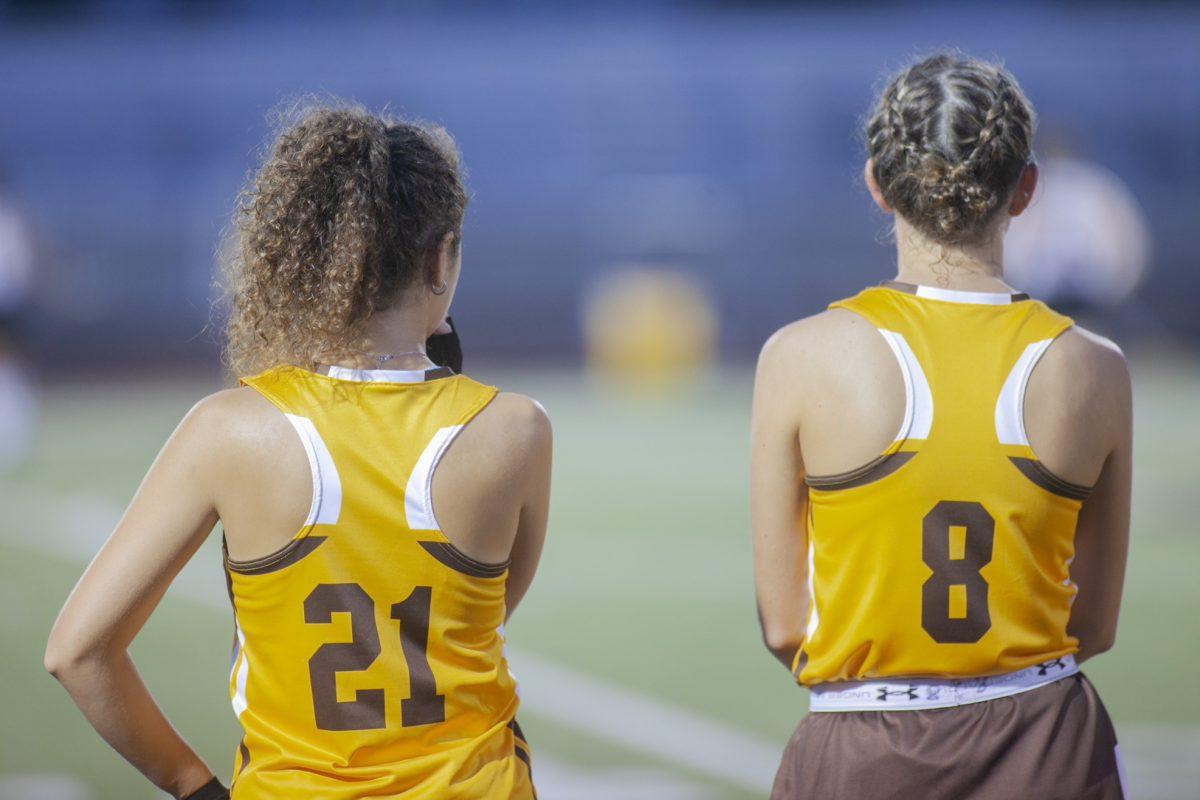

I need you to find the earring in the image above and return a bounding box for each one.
[431,280,448,296]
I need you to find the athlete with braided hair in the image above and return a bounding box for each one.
[753,54,1130,799]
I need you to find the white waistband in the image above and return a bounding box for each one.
[807,655,1079,712]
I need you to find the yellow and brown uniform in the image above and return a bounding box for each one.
[772,283,1125,800]
[225,365,534,799]
[795,282,1087,685]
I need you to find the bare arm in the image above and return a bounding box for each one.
[504,399,552,620]
[751,328,810,668]
[1067,349,1133,663]
[44,398,227,798]
[434,391,552,622]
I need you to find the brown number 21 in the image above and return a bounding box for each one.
[303,583,445,732]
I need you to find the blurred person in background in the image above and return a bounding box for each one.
[1005,134,1151,316]
[45,103,550,800]
[752,54,1131,799]
[0,161,38,471]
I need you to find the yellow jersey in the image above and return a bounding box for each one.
[794,282,1092,686]
[225,364,534,799]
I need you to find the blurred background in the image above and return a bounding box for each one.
[0,1,1197,799]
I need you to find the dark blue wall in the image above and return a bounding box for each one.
[1,2,1196,365]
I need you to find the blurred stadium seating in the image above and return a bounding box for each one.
[0,1,1196,367]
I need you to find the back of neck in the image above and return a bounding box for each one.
[892,218,1014,293]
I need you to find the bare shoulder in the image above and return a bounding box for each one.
[455,391,552,471]
[1051,325,1127,368]
[763,309,878,364]
[481,391,552,440]
[759,308,880,376]
[185,386,289,439]
[1032,325,1132,448]
[188,385,275,419]
[176,386,297,466]
[1042,326,1131,402]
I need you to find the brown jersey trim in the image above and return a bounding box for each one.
[513,741,532,768]
[236,739,250,778]
[423,366,455,381]
[805,451,916,490]
[1008,457,1092,501]
[791,649,809,680]
[221,539,241,666]
[225,535,328,575]
[881,279,919,294]
[508,718,530,747]
[509,719,533,779]
[418,540,510,578]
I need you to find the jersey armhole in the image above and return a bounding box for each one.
[404,387,499,533]
[804,306,930,490]
[281,413,342,529]
[995,324,1094,501]
[405,388,510,577]
[225,384,342,575]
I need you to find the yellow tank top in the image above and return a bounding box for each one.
[225,365,534,799]
[794,282,1092,686]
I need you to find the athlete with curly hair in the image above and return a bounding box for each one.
[46,103,550,799]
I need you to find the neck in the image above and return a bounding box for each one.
[892,217,1013,292]
[330,304,432,370]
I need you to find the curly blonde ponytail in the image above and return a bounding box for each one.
[221,100,467,377]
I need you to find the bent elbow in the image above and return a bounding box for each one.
[1074,627,1117,664]
[1088,632,1117,659]
[43,637,74,680]
[44,629,96,681]
[760,624,803,668]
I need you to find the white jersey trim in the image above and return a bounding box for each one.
[995,338,1055,446]
[405,424,465,531]
[807,655,1078,712]
[326,365,435,383]
[283,414,342,527]
[878,329,933,441]
[804,540,820,640]
[914,285,1019,305]
[231,623,250,718]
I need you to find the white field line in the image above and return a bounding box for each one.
[0,481,780,795]
[11,481,1197,799]
[510,653,778,793]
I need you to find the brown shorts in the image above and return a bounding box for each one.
[772,674,1125,800]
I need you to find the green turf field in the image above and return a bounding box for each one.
[1,355,1197,799]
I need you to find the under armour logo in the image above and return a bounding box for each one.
[1036,658,1067,676]
[876,686,919,701]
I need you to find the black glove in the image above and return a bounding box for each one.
[181,777,230,800]
[426,316,463,373]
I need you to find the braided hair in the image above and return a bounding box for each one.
[865,54,1036,245]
